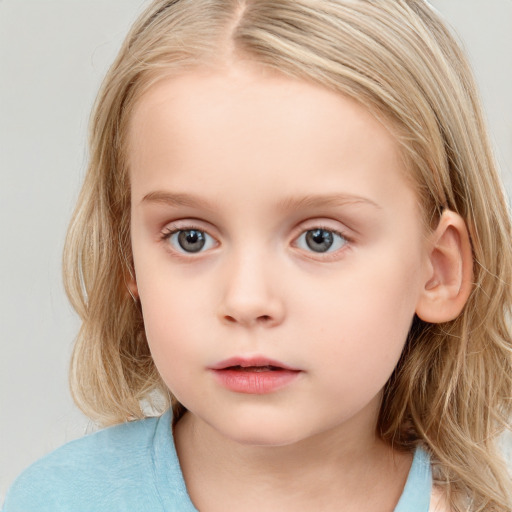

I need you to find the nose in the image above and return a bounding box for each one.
[217,250,286,328]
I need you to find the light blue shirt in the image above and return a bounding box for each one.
[395,444,432,511]
[3,410,431,511]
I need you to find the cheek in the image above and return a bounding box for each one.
[141,296,194,398]
[298,251,422,389]
[136,272,213,392]
[140,285,199,351]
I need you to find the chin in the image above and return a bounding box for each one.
[209,411,310,448]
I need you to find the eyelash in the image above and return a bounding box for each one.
[159,223,351,258]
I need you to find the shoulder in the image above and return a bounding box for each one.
[2,413,171,512]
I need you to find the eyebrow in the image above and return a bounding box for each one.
[141,191,216,211]
[141,191,381,211]
[276,193,381,212]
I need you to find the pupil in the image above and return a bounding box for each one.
[306,229,333,252]
[178,230,205,252]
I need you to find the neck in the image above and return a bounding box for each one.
[174,409,412,512]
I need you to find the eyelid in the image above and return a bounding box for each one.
[160,218,218,238]
[291,218,354,241]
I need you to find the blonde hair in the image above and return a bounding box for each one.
[64,0,512,509]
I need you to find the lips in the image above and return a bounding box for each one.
[210,357,301,394]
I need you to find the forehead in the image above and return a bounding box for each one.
[127,63,413,208]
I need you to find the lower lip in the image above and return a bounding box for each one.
[211,368,301,394]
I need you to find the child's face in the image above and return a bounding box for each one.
[128,62,431,447]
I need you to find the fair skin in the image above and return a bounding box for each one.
[128,60,467,511]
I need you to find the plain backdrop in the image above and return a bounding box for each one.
[1,0,511,502]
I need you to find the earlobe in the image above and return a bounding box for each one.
[415,210,473,323]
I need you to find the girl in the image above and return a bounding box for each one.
[4,0,512,511]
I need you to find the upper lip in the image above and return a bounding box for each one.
[210,356,300,371]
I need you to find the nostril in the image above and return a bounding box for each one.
[222,314,272,325]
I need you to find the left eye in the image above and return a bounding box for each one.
[295,228,347,253]
[167,229,216,253]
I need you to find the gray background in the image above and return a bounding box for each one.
[1,0,511,502]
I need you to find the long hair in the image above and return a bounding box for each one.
[63,1,512,509]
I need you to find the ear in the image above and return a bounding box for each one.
[415,210,473,323]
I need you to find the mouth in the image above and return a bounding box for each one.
[210,356,300,372]
[223,365,284,372]
[209,357,301,394]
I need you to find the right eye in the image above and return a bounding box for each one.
[165,228,216,254]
